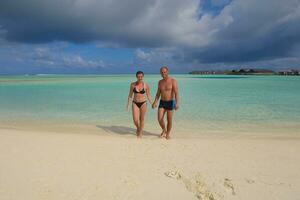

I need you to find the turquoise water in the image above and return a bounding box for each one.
[0,74,299,134]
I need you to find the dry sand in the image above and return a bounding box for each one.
[0,127,300,200]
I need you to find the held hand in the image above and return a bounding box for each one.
[175,104,179,111]
[152,102,157,109]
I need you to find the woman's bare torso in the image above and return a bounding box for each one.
[133,82,146,102]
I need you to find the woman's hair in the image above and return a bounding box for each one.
[136,71,144,77]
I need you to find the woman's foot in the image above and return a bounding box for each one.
[137,130,143,138]
[136,128,140,138]
[160,130,167,138]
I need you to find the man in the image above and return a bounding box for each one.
[152,66,179,139]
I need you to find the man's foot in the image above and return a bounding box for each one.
[160,130,167,138]
[165,133,171,140]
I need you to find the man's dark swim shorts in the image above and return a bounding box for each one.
[158,100,175,110]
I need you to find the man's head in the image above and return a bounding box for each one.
[160,66,169,79]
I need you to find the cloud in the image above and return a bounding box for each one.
[61,55,106,68]
[187,0,300,63]
[134,48,182,64]
[0,42,107,70]
[132,0,300,65]
[133,48,189,72]
[135,49,152,62]
[1,0,300,69]
[30,48,107,69]
[0,0,199,47]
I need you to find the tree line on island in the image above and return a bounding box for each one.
[189,68,300,75]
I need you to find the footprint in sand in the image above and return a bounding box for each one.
[164,170,217,200]
[122,177,138,188]
[32,179,53,198]
[164,170,182,180]
[245,178,255,184]
[223,178,235,195]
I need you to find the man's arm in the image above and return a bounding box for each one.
[173,79,179,110]
[152,81,161,108]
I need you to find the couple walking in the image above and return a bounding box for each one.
[126,66,179,139]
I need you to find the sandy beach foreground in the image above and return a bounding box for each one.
[0,128,299,200]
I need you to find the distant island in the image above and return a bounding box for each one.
[189,68,300,76]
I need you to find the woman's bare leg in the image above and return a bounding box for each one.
[139,102,147,137]
[132,103,140,137]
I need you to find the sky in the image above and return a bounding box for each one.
[0,0,300,74]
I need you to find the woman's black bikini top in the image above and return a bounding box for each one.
[133,83,145,94]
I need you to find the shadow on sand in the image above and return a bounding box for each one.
[96,125,158,137]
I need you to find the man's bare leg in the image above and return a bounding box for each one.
[158,108,167,137]
[166,110,173,139]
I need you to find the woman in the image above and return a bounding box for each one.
[126,71,152,138]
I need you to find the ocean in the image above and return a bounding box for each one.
[0,74,299,135]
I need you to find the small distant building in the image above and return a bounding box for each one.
[226,68,275,75]
[278,70,299,76]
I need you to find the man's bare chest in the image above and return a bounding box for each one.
[160,82,173,91]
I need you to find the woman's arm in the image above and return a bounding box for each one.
[152,81,161,108]
[145,83,153,105]
[126,83,134,111]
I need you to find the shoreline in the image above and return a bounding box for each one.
[2,119,300,139]
[1,119,300,139]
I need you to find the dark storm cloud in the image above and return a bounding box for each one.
[187,0,300,63]
[133,0,300,65]
[1,0,300,65]
[0,0,198,47]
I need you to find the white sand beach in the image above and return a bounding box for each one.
[1,127,300,200]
